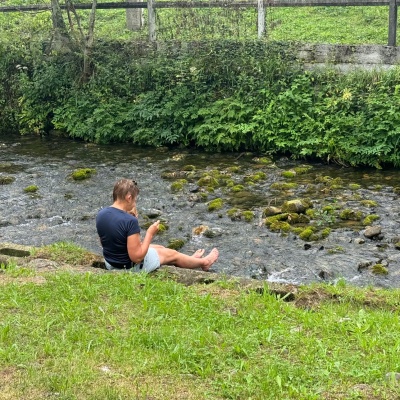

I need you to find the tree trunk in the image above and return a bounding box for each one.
[50,0,71,52]
[126,0,144,31]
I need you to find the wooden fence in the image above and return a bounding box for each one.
[0,0,398,45]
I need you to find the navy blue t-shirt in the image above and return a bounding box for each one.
[96,206,140,264]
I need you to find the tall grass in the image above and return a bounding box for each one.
[0,263,399,399]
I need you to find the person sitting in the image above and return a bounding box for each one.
[96,178,219,272]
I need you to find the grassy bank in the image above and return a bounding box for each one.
[1,243,400,399]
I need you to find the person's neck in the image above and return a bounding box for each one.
[112,200,128,212]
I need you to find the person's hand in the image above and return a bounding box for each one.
[128,206,138,217]
[148,220,160,236]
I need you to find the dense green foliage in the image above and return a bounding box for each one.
[1,260,399,399]
[2,39,400,168]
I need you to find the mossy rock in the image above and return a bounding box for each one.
[293,165,312,174]
[322,205,336,214]
[197,175,219,188]
[339,208,364,221]
[244,172,267,183]
[0,176,15,185]
[227,208,241,221]
[394,242,400,250]
[242,211,255,222]
[253,156,273,165]
[71,168,96,181]
[171,179,188,193]
[348,183,361,190]
[264,214,288,226]
[360,200,378,208]
[207,198,223,212]
[282,199,313,214]
[269,221,291,233]
[371,264,388,275]
[281,170,296,178]
[24,185,39,193]
[298,226,316,241]
[182,165,196,171]
[393,186,400,195]
[270,182,298,191]
[231,185,245,193]
[362,214,380,226]
[262,206,282,217]
[227,166,240,173]
[167,239,185,250]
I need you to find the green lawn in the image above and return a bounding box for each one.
[1,253,399,399]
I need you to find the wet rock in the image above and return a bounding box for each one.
[281,199,312,214]
[364,225,382,239]
[354,238,365,244]
[144,209,162,219]
[262,206,282,217]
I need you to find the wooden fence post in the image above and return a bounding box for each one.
[148,0,156,41]
[257,0,265,38]
[388,0,397,46]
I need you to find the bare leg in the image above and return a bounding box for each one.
[151,245,205,258]
[154,247,219,271]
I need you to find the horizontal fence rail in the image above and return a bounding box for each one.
[0,0,398,45]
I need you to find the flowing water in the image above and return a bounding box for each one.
[1,134,400,288]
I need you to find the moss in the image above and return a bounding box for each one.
[373,185,383,191]
[242,211,255,222]
[264,214,288,226]
[224,179,235,188]
[24,185,39,193]
[254,157,273,165]
[339,208,364,221]
[198,175,219,188]
[394,242,400,250]
[269,221,291,233]
[158,222,169,232]
[244,172,267,183]
[393,186,400,195]
[322,205,336,214]
[71,168,96,181]
[227,166,240,173]
[362,214,380,225]
[182,165,196,171]
[371,264,388,275]
[227,208,239,217]
[208,198,223,212]
[231,185,245,193]
[327,246,345,254]
[282,170,296,178]
[293,165,312,174]
[298,227,316,241]
[167,239,185,250]
[270,182,298,191]
[0,176,15,185]
[348,183,361,190]
[306,209,316,218]
[360,200,378,207]
[170,179,188,193]
[320,227,331,239]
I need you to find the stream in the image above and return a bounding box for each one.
[1,134,400,288]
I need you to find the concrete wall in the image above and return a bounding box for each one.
[297,44,400,71]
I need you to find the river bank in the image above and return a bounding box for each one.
[1,134,400,287]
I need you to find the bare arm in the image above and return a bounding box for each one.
[127,220,160,263]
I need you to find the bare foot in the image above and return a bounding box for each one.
[193,249,205,258]
[201,248,219,271]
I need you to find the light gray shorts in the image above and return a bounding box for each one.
[104,247,160,273]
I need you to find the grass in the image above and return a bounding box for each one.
[0,4,393,45]
[0,243,400,399]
